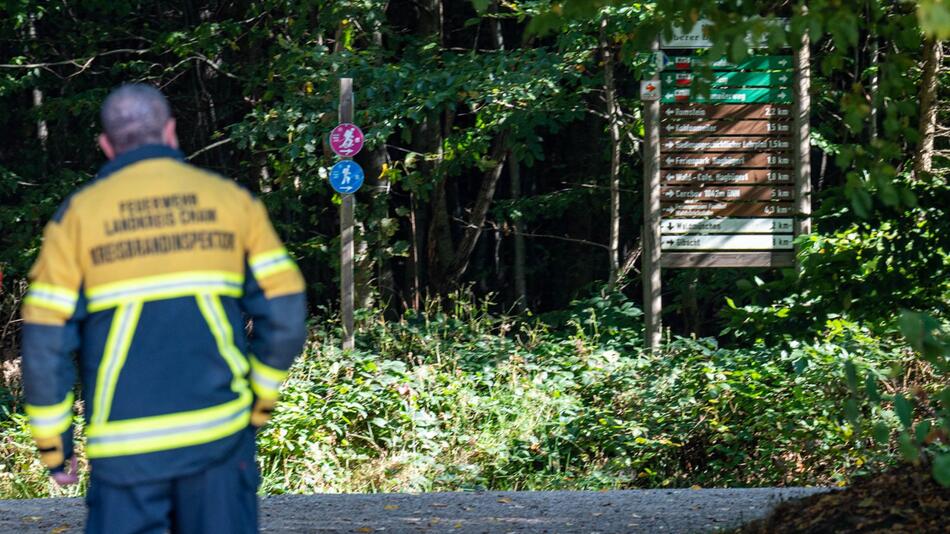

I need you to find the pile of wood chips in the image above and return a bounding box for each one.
[739,465,950,533]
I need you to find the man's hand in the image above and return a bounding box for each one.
[50,456,79,486]
[36,434,79,486]
[251,398,276,428]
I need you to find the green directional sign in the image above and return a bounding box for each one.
[662,54,793,71]
[661,87,792,104]
[661,71,792,88]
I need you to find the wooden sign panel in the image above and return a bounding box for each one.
[661,169,793,184]
[662,137,792,152]
[663,104,791,120]
[662,71,792,88]
[662,152,793,168]
[661,234,793,251]
[662,120,792,136]
[661,217,794,234]
[661,185,794,202]
[661,252,795,268]
[661,201,795,218]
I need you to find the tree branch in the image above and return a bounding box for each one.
[0,48,150,69]
[187,137,233,160]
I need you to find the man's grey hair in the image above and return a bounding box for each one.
[100,84,172,154]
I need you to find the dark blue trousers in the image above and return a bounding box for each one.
[85,430,258,534]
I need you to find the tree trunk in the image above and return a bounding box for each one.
[427,173,454,291]
[408,194,425,310]
[601,17,621,289]
[27,15,47,151]
[914,37,942,175]
[488,1,504,50]
[349,15,396,311]
[409,0,443,306]
[510,153,527,312]
[442,132,510,291]
[869,36,879,142]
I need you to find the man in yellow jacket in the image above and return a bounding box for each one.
[21,84,307,533]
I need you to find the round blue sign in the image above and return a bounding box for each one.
[329,160,364,194]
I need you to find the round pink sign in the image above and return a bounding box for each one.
[329,123,365,157]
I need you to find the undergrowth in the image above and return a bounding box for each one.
[0,291,942,497]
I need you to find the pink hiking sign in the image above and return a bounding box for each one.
[329,123,365,157]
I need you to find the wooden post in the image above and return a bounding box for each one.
[794,33,811,264]
[339,78,355,350]
[643,39,662,351]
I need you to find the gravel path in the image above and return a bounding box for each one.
[0,488,828,533]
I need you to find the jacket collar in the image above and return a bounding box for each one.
[97,144,185,179]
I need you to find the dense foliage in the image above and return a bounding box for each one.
[3,293,943,497]
[0,0,948,500]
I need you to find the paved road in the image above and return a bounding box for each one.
[0,488,827,533]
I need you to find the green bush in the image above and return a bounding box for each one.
[255,293,929,494]
[1,292,941,497]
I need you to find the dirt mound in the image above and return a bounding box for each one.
[739,465,950,533]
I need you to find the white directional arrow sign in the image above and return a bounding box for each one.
[660,218,794,234]
[661,234,794,250]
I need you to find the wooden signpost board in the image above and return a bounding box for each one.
[661,201,795,218]
[663,104,791,120]
[660,185,794,201]
[662,136,793,151]
[641,30,811,351]
[663,152,793,168]
[660,169,793,184]
[661,120,792,136]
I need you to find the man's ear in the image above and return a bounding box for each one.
[98,133,116,160]
[163,119,179,149]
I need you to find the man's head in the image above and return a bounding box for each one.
[98,84,178,159]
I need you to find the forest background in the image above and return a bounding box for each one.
[0,0,949,500]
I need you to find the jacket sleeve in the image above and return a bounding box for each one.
[240,195,307,424]
[21,202,83,471]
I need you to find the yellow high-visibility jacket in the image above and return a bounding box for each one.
[21,145,307,484]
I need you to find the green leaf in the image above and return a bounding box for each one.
[845,398,860,424]
[851,189,873,219]
[865,373,880,403]
[934,453,950,487]
[914,421,931,445]
[470,0,492,14]
[895,394,913,429]
[899,310,950,367]
[730,34,748,63]
[898,431,919,462]
[844,360,858,393]
[919,0,950,39]
[872,422,890,444]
